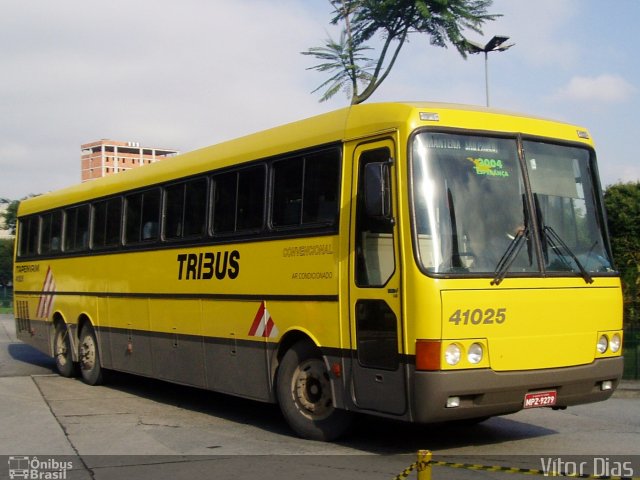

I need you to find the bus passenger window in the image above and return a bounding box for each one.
[272,157,303,227]
[183,179,207,237]
[271,148,340,228]
[40,211,62,254]
[302,150,339,225]
[212,172,237,234]
[212,167,265,234]
[164,183,184,239]
[18,216,39,258]
[92,197,122,248]
[237,166,265,231]
[125,189,160,244]
[64,205,90,252]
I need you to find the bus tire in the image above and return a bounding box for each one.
[78,323,104,386]
[276,341,352,441]
[53,322,76,378]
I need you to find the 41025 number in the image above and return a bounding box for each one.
[449,308,506,325]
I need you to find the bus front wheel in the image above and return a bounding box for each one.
[276,341,352,441]
[79,323,104,386]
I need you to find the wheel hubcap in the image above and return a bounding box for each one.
[80,335,95,370]
[293,359,333,420]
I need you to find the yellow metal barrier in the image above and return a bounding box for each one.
[393,450,431,480]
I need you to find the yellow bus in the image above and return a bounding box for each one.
[13,102,624,440]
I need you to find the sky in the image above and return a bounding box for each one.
[1,0,638,200]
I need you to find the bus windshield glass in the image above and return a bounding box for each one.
[523,140,613,275]
[411,132,613,277]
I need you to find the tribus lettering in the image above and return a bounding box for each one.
[177,250,240,280]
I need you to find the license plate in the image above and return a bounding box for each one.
[524,390,557,408]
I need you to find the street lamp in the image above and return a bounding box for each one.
[467,35,514,107]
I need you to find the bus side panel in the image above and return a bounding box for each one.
[14,294,53,358]
[201,299,270,401]
[149,299,206,387]
[107,298,153,376]
[96,297,112,368]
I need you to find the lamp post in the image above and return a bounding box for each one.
[468,35,514,107]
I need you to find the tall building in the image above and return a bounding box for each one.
[81,139,179,182]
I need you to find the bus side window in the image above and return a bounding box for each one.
[141,189,160,242]
[125,189,160,244]
[92,197,122,248]
[272,156,303,227]
[164,183,185,240]
[64,205,90,252]
[271,148,340,228]
[236,166,265,231]
[183,178,207,237]
[302,150,339,225]
[212,171,237,234]
[18,216,39,258]
[40,211,62,254]
[212,167,265,234]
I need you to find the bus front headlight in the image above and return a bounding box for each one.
[597,335,608,354]
[610,333,621,353]
[468,343,484,364]
[445,344,461,366]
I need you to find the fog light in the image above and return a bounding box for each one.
[445,344,461,366]
[468,343,483,364]
[597,335,608,354]
[610,334,621,353]
[446,396,461,408]
[601,380,613,391]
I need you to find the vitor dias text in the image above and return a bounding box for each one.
[540,457,634,477]
[177,250,240,280]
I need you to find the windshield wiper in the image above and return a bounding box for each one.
[491,228,529,286]
[543,225,594,284]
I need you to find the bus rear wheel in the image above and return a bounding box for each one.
[53,322,76,378]
[276,341,352,441]
[79,323,104,386]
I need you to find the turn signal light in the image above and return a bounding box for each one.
[416,340,441,371]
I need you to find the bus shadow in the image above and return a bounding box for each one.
[341,414,556,453]
[103,370,293,436]
[6,343,57,373]
[101,370,556,454]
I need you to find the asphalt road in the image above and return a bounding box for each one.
[1,313,639,480]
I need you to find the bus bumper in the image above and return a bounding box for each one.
[411,356,624,423]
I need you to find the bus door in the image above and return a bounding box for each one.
[348,140,406,415]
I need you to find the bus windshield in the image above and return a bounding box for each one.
[411,131,613,277]
[523,140,613,276]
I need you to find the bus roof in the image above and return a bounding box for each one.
[19,101,593,216]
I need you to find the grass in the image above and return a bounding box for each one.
[0,305,12,314]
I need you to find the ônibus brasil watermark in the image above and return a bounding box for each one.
[7,456,72,480]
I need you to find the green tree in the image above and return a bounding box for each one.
[2,199,20,235]
[303,0,500,104]
[604,182,640,327]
